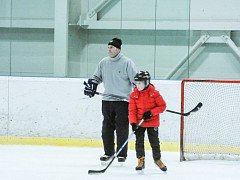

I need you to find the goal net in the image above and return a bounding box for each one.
[180,79,240,161]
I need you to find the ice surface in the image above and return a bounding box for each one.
[0,145,240,180]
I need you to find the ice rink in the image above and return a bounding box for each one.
[1,145,240,180]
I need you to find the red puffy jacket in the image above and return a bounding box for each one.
[128,84,166,127]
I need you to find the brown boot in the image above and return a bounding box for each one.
[154,159,167,171]
[135,157,145,171]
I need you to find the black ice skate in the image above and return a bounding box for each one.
[100,155,113,166]
[118,156,126,166]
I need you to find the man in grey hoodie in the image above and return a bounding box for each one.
[84,38,137,163]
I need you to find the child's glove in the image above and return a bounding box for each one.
[132,123,138,134]
[142,111,152,121]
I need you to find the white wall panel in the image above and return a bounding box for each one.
[0,0,55,28]
[12,0,54,19]
[0,0,11,27]
[0,41,10,75]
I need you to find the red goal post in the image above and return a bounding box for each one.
[180,79,240,161]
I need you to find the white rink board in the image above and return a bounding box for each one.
[0,76,181,142]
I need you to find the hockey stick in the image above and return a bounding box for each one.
[83,81,128,101]
[95,92,128,101]
[84,81,202,116]
[166,102,203,116]
[88,119,145,175]
[94,91,203,117]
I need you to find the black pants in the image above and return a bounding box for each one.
[102,100,129,158]
[135,127,161,160]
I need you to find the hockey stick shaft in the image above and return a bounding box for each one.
[88,119,144,175]
[95,92,202,116]
[166,109,184,115]
[95,92,128,101]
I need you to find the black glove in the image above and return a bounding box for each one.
[132,123,137,133]
[84,86,95,98]
[142,111,152,121]
[84,79,98,98]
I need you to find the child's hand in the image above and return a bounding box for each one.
[143,111,152,121]
[132,123,137,134]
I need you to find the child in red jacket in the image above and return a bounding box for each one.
[129,71,167,172]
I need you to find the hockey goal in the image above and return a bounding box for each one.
[180,79,240,161]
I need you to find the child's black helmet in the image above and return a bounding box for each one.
[134,71,151,87]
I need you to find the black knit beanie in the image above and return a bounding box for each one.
[108,38,122,49]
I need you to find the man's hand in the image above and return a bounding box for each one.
[84,86,95,98]
[84,79,98,98]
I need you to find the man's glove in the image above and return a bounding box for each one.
[84,86,95,98]
[84,79,98,98]
[142,111,152,121]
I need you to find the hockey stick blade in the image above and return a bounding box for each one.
[88,157,115,175]
[88,169,105,175]
[166,102,203,116]
[189,102,203,113]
